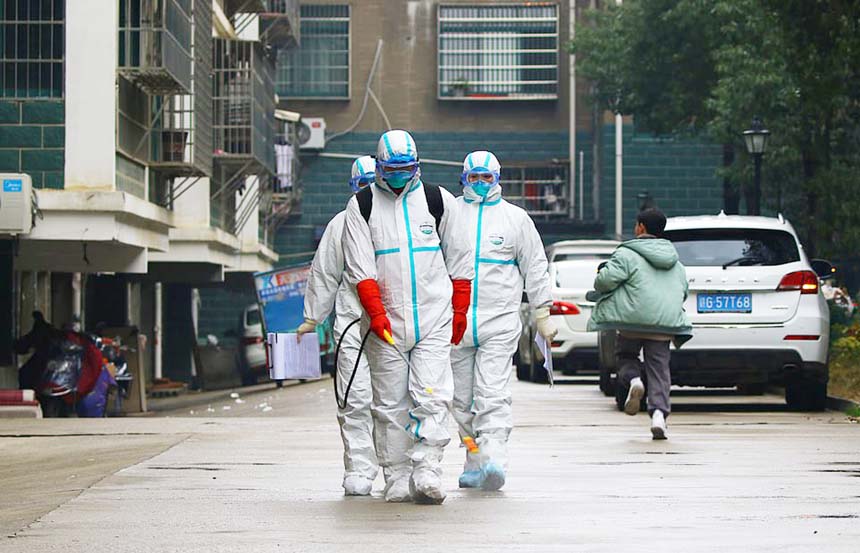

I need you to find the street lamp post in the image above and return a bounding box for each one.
[742,117,771,216]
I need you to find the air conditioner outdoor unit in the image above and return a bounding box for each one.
[0,174,32,235]
[297,118,326,150]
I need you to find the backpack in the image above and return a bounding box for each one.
[356,182,444,234]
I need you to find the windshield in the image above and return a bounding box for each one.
[664,228,800,267]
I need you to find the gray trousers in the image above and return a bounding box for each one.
[616,335,672,416]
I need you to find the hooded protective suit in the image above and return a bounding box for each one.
[450,151,553,490]
[342,130,472,503]
[302,156,378,495]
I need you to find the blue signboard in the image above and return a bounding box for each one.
[253,264,311,334]
[3,179,22,192]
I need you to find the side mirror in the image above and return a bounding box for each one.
[810,259,835,280]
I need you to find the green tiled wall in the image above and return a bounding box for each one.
[0,100,64,189]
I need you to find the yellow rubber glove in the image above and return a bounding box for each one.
[534,307,558,341]
[296,318,317,341]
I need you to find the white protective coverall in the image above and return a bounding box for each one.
[342,130,472,503]
[302,156,378,495]
[451,151,553,490]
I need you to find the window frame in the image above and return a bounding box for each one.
[276,4,351,101]
[436,3,560,102]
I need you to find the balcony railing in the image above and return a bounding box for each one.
[148,0,213,177]
[118,0,193,95]
[212,38,276,175]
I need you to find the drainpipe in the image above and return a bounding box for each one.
[154,282,162,380]
[615,0,624,239]
[190,288,200,378]
[569,0,577,219]
[72,272,82,326]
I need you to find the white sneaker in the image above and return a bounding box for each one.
[651,410,668,440]
[624,378,645,416]
[343,474,373,496]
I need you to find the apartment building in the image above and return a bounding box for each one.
[0,0,300,386]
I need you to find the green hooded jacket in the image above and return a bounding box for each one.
[587,237,692,335]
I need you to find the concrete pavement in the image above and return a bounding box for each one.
[1,379,858,552]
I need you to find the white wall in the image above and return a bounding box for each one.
[172,177,211,228]
[64,1,118,191]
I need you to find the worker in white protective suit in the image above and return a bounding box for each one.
[342,130,473,504]
[297,156,378,496]
[450,150,556,491]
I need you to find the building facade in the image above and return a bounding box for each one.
[0,0,300,387]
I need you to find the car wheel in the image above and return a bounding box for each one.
[514,349,530,382]
[785,377,827,411]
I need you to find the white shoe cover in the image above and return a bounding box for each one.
[410,468,446,505]
[383,473,413,503]
[343,474,373,496]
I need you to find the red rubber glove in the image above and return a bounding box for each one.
[356,279,392,342]
[451,279,471,344]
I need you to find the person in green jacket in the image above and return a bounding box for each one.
[588,208,691,439]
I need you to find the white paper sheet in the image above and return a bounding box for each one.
[534,334,554,387]
[267,332,321,380]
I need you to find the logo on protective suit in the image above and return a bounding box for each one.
[419,223,434,235]
[489,234,505,245]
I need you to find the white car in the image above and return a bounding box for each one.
[239,304,267,385]
[516,240,619,382]
[598,213,832,410]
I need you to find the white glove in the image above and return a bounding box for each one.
[534,307,558,341]
[296,318,317,341]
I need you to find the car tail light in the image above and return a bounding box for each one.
[551,341,563,348]
[549,301,580,316]
[242,336,264,346]
[784,335,820,341]
[777,271,819,294]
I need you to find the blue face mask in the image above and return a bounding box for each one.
[384,171,413,190]
[472,183,492,197]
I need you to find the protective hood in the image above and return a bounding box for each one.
[351,155,375,180]
[461,150,502,204]
[376,130,421,194]
[620,237,679,270]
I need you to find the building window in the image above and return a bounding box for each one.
[501,163,569,218]
[437,4,558,101]
[276,4,349,99]
[0,0,65,99]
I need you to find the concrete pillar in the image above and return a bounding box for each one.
[154,282,163,380]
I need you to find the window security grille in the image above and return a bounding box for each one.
[276,4,349,99]
[0,0,65,99]
[438,3,558,100]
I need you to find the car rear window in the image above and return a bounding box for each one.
[554,260,605,289]
[246,307,261,327]
[664,228,800,267]
[552,253,612,262]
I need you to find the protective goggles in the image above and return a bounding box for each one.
[460,169,500,187]
[376,159,419,180]
[349,172,375,193]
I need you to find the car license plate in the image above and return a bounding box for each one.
[697,293,752,313]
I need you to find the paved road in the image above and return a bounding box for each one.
[1,378,858,552]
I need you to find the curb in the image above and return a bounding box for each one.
[827,394,860,413]
[139,374,332,415]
